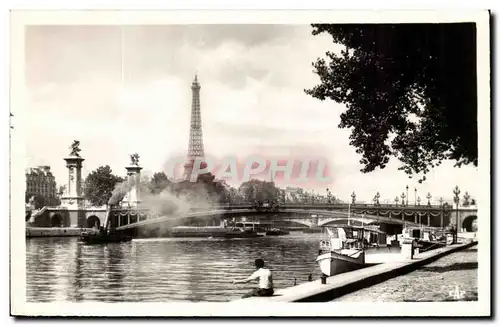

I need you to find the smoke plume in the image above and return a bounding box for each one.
[108,178,135,205]
[107,169,222,236]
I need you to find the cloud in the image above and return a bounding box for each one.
[23,24,478,203]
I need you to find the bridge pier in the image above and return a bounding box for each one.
[59,146,86,227]
[122,158,143,208]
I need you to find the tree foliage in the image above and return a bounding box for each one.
[167,172,231,204]
[238,180,279,203]
[305,23,477,182]
[148,172,171,194]
[25,193,57,209]
[83,165,124,206]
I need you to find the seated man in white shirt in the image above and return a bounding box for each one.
[233,258,274,298]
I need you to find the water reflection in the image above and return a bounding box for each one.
[26,233,324,302]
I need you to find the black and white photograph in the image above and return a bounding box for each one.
[9,9,490,317]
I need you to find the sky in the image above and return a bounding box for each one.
[22,24,479,203]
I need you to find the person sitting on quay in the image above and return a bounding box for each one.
[233,258,274,298]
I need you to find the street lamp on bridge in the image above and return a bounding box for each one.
[406,185,409,206]
[401,192,406,207]
[453,186,461,244]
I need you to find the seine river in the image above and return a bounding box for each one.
[26,232,324,302]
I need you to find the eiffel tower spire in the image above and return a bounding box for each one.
[183,74,205,181]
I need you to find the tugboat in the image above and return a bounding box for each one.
[80,205,132,244]
[80,227,132,244]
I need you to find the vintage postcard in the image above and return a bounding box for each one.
[9,9,490,317]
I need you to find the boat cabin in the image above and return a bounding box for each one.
[234,221,272,233]
[320,225,387,251]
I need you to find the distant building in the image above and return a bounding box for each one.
[25,166,57,204]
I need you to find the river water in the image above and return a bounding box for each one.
[26,232,325,302]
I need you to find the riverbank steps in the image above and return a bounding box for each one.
[232,241,477,303]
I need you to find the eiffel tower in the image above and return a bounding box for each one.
[183,75,205,181]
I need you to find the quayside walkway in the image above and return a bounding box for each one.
[231,241,477,303]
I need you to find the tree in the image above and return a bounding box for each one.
[148,172,171,195]
[25,193,48,209]
[83,165,124,206]
[239,180,279,204]
[305,23,477,182]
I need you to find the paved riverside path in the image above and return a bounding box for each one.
[335,244,478,302]
[231,242,477,303]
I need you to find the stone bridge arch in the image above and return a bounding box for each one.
[84,211,107,228]
[48,210,70,227]
[86,215,101,228]
[279,218,313,228]
[462,215,477,232]
[318,217,377,227]
[50,213,63,227]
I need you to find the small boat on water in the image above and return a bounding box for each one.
[170,226,262,238]
[80,204,133,244]
[302,227,323,233]
[315,225,387,276]
[265,228,290,236]
[80,228,132,244]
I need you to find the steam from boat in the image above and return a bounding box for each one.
[108,179,135,205]
[107,170,222,235]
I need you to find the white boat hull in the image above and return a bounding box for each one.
[316,250,366,276]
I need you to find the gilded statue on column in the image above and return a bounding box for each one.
[130,153,140,166]
[69,140,81,157]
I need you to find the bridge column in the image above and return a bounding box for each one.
[440,212,444,228]
[414,213,417,224]
[121,155,143,208]
[60,142,86,227]
[427,213,430,227]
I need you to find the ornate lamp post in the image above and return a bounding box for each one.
[453,186,461,244]
[401,192,406,207]
[427,192,432,206]
[414,187,417,206]
[351,191,356,205]
[374,192,380,206]
[326,188,331,204]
